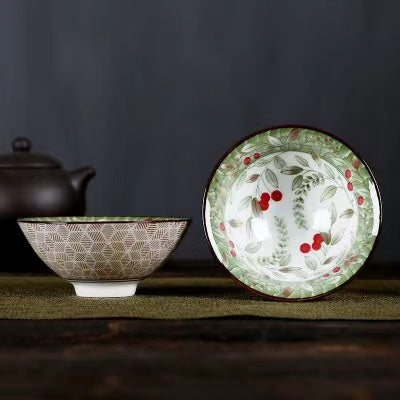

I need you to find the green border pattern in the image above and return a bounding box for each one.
[205,127,380,299]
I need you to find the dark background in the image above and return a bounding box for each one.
[0,0,397,262]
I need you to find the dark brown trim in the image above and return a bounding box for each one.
[18,217,191,224]
[202,124,383,302]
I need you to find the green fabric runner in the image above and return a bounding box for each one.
[0,275,399,320]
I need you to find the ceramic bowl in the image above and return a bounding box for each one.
[203,125,382,301]
[18,216,190,297]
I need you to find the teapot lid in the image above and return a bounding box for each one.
[0,137,62,169]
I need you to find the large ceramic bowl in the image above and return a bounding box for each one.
[18,217,190,297]
[203,125,382,301]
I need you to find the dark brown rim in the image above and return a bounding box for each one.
[18,216,191,224]
[202,124,383,302]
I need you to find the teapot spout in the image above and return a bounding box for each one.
[69,166,96,195]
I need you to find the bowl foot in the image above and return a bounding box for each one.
[70,281,139,297]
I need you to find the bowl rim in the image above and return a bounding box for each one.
[202,123,383,301]
[18,216,191,224]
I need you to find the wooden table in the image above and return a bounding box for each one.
[1,261,399,400]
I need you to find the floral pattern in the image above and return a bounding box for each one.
[204,127,381,300]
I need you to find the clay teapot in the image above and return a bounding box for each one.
[0,137,95,217]
[0,137,95,272]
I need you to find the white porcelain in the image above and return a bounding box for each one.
[71,281,139,297]
[203,126,382,300]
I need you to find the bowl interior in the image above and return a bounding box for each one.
[204,126,381,299]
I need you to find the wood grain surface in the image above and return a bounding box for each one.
[0,261,399,400]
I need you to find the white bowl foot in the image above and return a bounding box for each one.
[71,281,139,297]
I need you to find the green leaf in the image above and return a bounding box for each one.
[246,217,252,238]
[323,256,335,265]
[321,231,331,244]
[292,175,303,190]
[230,267,242,276]
[281,166,303,175]
[340,209,354,218]
[331,229,345,245]
[229,219,243,228]
[257,158,271,166]
[330,203,337,225]
[251,198,262,218]
[246,174,260,183]
[279,267,301,273]
[295,155,309,167]
[268,136,282,146]
[279,254,291,266]
[305,256,317,270]
[241,143,258,153]
[273,155,287,170]
[321,186,337,202]
[311,151,321,165]
[237,196,252,212]
[324,164,335,180]
[245,242,262,253]
[265,169,279,188]
[331,157,347,166]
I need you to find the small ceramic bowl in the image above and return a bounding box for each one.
[18,216,190,297]
[203,125,382,300]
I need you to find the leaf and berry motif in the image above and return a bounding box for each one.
[292,171,325,229]
[269,216,291,266]
[298,197,355,272]
[234,153,284,218]
[256,216,291,267]
[205,127,380,300]
[284,153,359,230]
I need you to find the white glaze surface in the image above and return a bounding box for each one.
[71,281,139,297]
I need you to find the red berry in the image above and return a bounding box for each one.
[347,182,353,191]
[333,266,341,273]
[254,152,260,159]
[300,243,311,253]
[243,157,251,165]
[271,190,283,201]
[353,159,361,169]
[259,199,269,211]
[358,196,364,205]
[261,192,270,202]
[313,233,323,244]
[323,273,330,278]
[312,241,321,251]
[345,169,352,179]
[230,249,236,257]
[229,240,235,248]
[219,222,225,231]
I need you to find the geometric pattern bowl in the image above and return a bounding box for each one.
[18,216,190,297]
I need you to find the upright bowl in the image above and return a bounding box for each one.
[18,216,190,297]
